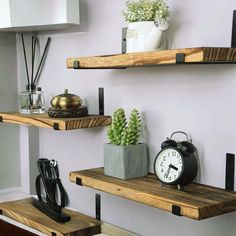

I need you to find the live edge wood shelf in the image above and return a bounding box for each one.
[69,168,236,220]
[0,112,111,131]
[67,47,236,69]
[0,198,101,236]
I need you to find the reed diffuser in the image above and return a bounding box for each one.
[19,34,51,114]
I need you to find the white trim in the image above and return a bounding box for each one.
[0,189,29,203]
[19,126,30,194]
[0,187,21,195]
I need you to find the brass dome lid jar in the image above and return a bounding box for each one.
[50,89,82,109]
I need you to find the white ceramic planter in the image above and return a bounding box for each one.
[126,21,167,53]
[104,143,148,180]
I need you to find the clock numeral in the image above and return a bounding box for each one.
[161,169,164,173]
[168,176,172,181]
[160,162,164,167]
[172,151,176,156]
[174,175,177,179]
[163,156,166,161]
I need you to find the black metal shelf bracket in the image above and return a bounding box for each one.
[99,88,104,115]
[73,61,80,69]
[122,28,127,54]
[53,123,60,131]
[76,177,82,186]
[51,232,57,236]
[225,153,235,191]
[172,205,181,216]
[176,53,185,64]
[231,10,236,47]
[95,193,101,220]
[0,209,2,215]
[0,116,2,122]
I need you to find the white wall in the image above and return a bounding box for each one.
[17,0,236,235]
[0,32,20,191]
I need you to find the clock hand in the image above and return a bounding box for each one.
[169,164,178,171]
[164,166,171,179]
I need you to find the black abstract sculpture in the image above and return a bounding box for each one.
[33,158,70,222]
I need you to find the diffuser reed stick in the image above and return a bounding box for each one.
[21,34,30,88]
[33,37,51,86]
[21,34,51,91]
[31,36,37,87]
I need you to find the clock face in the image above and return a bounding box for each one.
[154,148,183,184]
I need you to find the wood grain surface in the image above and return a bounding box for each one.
[0,198,101,236]
[0,112,111,130]
[67,47,236,69]
[69,168,236,220]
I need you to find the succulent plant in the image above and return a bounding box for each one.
[122,0,170,23]
[107,108,127,145]
[107,108,142,146]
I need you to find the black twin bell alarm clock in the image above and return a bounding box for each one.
[154,131,198,190]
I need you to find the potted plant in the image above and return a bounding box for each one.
[122,0,170,53]
[104,108,148,180]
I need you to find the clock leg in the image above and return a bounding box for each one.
[177,184,184,191]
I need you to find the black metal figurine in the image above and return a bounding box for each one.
[33,158,70,222]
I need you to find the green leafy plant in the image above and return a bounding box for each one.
[107,108,142,146]
[122,0,170,23]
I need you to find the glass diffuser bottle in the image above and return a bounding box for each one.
[18,86,45,114]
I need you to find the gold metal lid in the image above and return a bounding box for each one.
[50,89,82,109]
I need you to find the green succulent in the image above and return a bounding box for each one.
[107,108,127,145]
[122,0,170,23]
[107,108,142,146]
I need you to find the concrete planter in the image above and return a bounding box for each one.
[104,143,148,180]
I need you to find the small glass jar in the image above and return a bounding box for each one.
[18,88,45,114]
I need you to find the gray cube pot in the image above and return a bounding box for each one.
[104,143,148,180]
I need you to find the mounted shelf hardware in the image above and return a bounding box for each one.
[231,10,236,47]
[121,28,127,54]
[176,53,185,64]
[53,123,60,130]
[73,61,80,69]
[76,177,82,186]
[172,205,181,216]
[0,112,111,131]
[67,47,236,69]
[99,88,104,116]
[225,153,235,191]
[69,167,236,220]
[95,194,101,221]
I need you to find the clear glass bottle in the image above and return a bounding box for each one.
[18,87,45,114]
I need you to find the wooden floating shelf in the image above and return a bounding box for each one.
[67,47,236,69]
[0,198,101,236]
[0,112,111,131]
[69,168,236,220]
